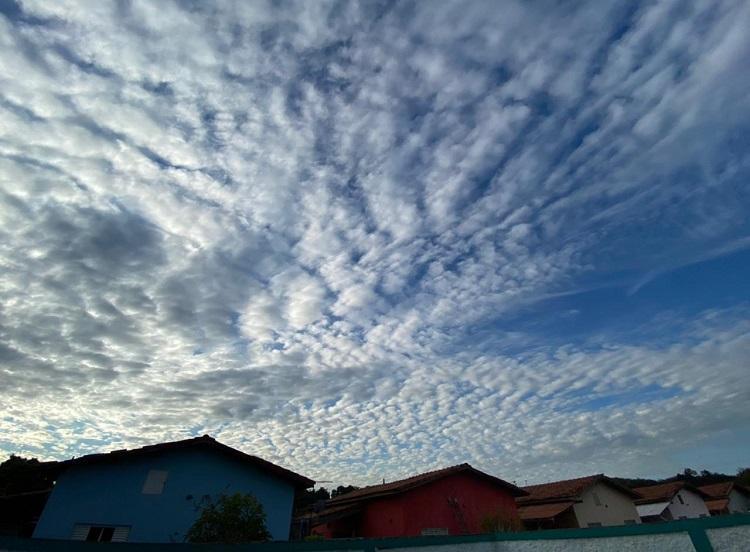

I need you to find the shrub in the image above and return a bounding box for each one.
[186,492,271,543]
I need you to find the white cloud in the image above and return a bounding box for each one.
[0,0,748,484]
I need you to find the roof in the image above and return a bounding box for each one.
[705,498,730,514]
[327,463,527,506]
[517,501,576,521]
[633,481,710,504]
[699,481,750,499]
[59,435,314,488]
[636,501,670,518]
[518,474,641,504]
[297,503,362,526]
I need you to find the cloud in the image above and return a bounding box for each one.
[0,0,749,484]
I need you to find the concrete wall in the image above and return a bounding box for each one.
[727,490,750,513]
[32,448,297,542]
[389,534,696,552]
[665,489,710,520]
[573,482,641,527]
[3,515,750,552]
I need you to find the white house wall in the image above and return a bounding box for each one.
[727,489,750,513]
[665,489,710,520]
[572,482,641,527]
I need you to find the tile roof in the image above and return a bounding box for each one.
[633,481,710,504]
[327,463,526,506]
[518,474,640,504]
[699,481,750,499]
[60,435,314,488]
[517,501,576,521]
[705,498,730,514]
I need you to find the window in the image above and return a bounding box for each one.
[679,516,688,520]
[72,525,130,542]
[142,469,168,494]
[421,528,449,536]
[624,519,636,525]
[700,514,708,518]
[677,494,684,505]
[592,491,602,506]
[587,522,602,528]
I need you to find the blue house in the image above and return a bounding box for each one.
[32,435,313,543]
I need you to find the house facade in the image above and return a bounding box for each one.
[517,475,641,530]
[32,436,313,543]
[304,464,526,538]
[698,482,750,515]
[634,482,710,523]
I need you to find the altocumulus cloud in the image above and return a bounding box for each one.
[1,0,749,484]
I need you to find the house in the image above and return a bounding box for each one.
[633,481,710,522]
[698,482,750,515]
[516,474,642,530]
[302,463,526,538]
[32,435,313,543]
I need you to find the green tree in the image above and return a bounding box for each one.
[186,492,271,543]
[737,467,750,487]
[331,485,359,498]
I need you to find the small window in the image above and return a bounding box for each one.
[587,522,602,528]
[624,519,636,525]
[72,525,130,542]
[679,516,688,520]
[700,514,708,518]
[677,494,684,505]
[142,469,168,494]
[421,528,449,536]
[592,491,602,506]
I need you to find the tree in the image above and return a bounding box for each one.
[737,468,750,487]
[0,455,56,496]
[331,485,359,498]
[295,487,330,515]
[186,493,271,543]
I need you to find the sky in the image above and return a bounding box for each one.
[0,0,749,488]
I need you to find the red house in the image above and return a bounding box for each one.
[304,464,527,538]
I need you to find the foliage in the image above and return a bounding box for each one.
[186,492,271,543]
[295,484,359,514]
[331,485,359,498]
[0,455,56,496]
[737,467,750,487]
[614,466,736,489]
[295,487,331,514]
[479,508,523,534]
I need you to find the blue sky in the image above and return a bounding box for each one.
[0,0,749,486]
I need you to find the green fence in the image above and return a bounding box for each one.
[2,514,749,552]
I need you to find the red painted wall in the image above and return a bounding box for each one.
[314,472,520,538]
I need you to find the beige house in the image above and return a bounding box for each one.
[517,474,642,530]
[634,482,710,522]
[698,482,750,515]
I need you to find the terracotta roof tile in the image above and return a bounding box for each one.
[698,481,750,499]
[327,463,526,506]
[517,501,576,521]
[518,474,640,504]
[705,498,730,513]
[633,481,709,504]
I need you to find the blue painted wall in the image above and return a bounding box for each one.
[32,448,297,542]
